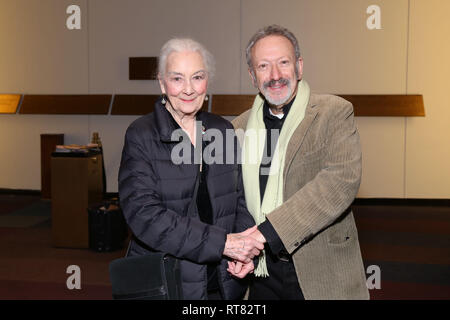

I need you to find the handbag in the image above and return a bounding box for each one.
[109,172,200,300]
[109,251,182,300]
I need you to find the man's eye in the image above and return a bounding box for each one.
[281,60,290,65]
[172,77,182,82]
[193,75,205,81]
[258,64,267,70]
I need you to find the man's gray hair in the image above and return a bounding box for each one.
[158,38,215,79]
[246,25,301,75]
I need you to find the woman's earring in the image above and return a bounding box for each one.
[204,95,209,101]
[161,95,166,105]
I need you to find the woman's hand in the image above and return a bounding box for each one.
[227,260,254,279]
[223,225,264,263]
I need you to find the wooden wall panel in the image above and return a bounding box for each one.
[111,95,158,115]
[338,95,425,117]
[211,94,424,117]
[111,94,209,115]
[11,94,424,116]
[20,95,111,114]
[211,94,255,116]
[0,94,21,114]
[129,57,158,80]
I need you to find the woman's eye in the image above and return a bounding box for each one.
[193,75,205,81]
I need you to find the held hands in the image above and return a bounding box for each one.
[223,225,266,278]
[223,225,264,263]
[227,260,254,279]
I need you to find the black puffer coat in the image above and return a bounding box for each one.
[118,101,255,300]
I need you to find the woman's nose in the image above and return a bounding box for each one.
[183,80,195,95]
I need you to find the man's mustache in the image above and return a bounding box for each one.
[263,78,290,89]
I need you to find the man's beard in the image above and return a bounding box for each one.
[261,78,293,106]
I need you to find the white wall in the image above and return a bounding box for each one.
[240,0,411,198]
[0,0,90,189]
[88,0,242,94]
[0,0,448,198]
[405,0,450,198]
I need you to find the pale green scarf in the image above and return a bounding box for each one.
[242,80,310,277]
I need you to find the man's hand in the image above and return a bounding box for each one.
[225,226,267,278]
[248,227,266,244]
[227,260,254,279]
[223,225,264,263]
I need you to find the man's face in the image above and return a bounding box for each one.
[249,35,303,107]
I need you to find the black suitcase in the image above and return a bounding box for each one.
[88,200,128,252]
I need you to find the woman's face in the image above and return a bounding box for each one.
[159,50,208,118]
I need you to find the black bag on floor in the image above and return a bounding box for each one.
[109,251,183,300]
[88,200,128,252]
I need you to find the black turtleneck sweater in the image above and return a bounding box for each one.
[196,138,220,292]
[257,98,295,256]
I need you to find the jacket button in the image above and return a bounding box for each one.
[294,241,300,247]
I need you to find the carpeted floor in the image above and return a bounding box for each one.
[354,204,450,299]
[0,194,449,300]
[0,194,125,300]
[0,195,51,228]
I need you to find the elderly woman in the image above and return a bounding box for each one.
[118,38,262,300]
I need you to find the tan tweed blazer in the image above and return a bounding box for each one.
[232,93,370,300]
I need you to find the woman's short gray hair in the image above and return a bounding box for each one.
[246,25,301,76]
[158,38,215,80]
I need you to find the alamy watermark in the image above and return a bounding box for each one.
[66,5,81,30]
[366,5,382,30]
[64,263,380,291]
[66,5,381,31]
[366,264,381,289]
[170,123,281,176]
[66,265,81,290]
